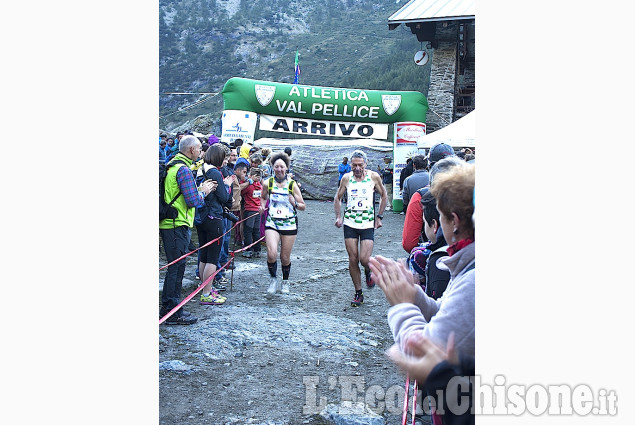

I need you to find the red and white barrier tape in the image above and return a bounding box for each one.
[159,211,262,271]
[159,233,266,324]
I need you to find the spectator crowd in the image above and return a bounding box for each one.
[159,130,476,424]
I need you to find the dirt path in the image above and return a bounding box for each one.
[160,200,416,425]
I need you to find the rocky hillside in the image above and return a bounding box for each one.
[159,0,431,134]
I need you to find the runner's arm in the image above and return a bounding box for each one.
[334,175,348,220]
[372,171,387,215]
[260,177,270,202]
[290,181,306,211]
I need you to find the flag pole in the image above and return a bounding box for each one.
[293,47,300,84]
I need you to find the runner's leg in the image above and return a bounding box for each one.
[344,237,362,291]
[359,238,375,286]
[279,234,297,293]
[265,228,281,293]
[265,228,280,264]
[279,234,297,267]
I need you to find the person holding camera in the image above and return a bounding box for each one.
[214,143,237,288]
[196,144,234,306]
[241,167,263,259]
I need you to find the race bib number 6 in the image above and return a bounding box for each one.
[350,195,371,212]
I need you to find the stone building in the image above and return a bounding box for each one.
[388,0,475,133]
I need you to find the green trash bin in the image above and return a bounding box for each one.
[392,198,404,213]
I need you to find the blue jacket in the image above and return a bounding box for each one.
[166,143,179,162]
[338,163,351,181]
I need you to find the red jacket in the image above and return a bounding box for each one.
[402,191,424,252]
[241,180,263,211]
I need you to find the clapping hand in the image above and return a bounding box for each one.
[200,180,217,195]
[368,255,419,306]
[386,332,458,384]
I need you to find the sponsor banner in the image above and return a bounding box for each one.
[393,122,426,199]
[222,77,428,124]
[220,110,258,145]
[396,122,427,145]
[259,114,388,140]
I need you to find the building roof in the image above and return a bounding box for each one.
[388,0,475,25]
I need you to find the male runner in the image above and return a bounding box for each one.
[334,150,387,307]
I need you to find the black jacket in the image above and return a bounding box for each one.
[425,231,451,300]
[423,356,475,425]
[400,162,414,189]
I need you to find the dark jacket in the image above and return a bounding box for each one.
[218,165,235,210]
[399,162,414,190]
[425,231,451,300]
[402,169,430,208]
[200,166,230,219]
[423,356,475,425]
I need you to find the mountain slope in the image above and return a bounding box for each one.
[159,0,431,133]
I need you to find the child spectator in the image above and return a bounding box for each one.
[250,153,263,169]
[419,190,451,299]
[231,162,249,249]
[241,167,263,258]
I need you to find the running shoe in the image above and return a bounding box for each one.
[211,289,226,301]
[253,251,261,258]
[267,276,278,294]
[200,292,226,305]
[213,281,227,292]
[242,250,253,258]
[216,276,230,285]
[281,279,290,294]
[351,291,364,307]
[365,269,375,289]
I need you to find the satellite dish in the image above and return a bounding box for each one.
[414,50,428,66]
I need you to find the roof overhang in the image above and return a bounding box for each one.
[388,0,475,28]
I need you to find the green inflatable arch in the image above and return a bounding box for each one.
[222,77,428,124]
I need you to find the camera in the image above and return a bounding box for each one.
[223,208,239,223]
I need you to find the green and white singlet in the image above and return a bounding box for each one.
[265,177,298,231]
[343,172,375,229]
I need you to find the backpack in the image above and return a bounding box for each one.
[159,159,186,221]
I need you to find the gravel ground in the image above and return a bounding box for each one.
[159,199,423,425]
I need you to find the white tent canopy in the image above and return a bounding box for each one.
[417,110,475,150]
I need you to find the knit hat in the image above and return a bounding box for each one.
[408,242,433,275]
[410,250,428,275]
[208,134,219,145]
